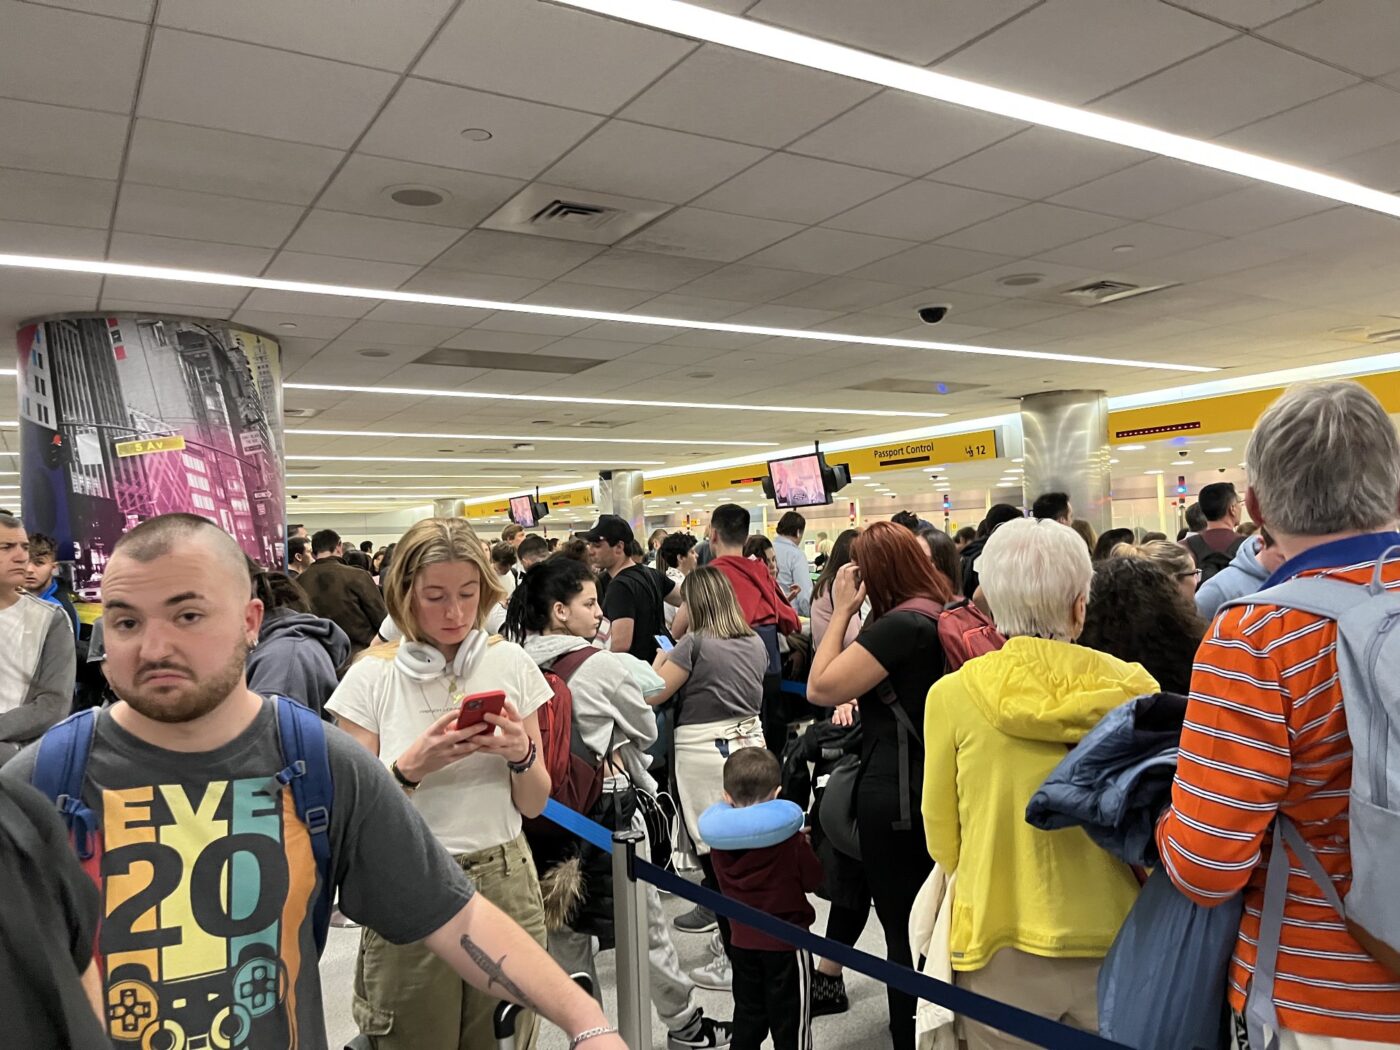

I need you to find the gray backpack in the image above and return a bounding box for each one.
[1224,560,1400,1050]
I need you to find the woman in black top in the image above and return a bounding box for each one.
[807,520,951,1050]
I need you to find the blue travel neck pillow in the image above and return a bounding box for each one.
[698,798,804,850]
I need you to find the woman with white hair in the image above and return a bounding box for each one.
[920,517,1158,1050]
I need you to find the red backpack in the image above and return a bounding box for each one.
[528,647,605,827]
[888,596,1005,673]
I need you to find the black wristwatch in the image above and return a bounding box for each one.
[390,759,421,790]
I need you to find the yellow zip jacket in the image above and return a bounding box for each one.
[922,636,1158,971]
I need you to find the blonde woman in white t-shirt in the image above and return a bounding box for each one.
[327,517,553,1050]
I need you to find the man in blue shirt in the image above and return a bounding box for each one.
[773,511,812,617]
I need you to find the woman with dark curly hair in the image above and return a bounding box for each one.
[1079,556,1206,695]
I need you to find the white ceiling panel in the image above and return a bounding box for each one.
[264,251,424,288]
[623,208,804,262]
[99,275,247,309]
[98,298,235,320]
[824,180,1023,241]
[1093,36,1357,137]
[1257,0,1400,77]
[25,0,154,19]
[791,94,1023,177]
[239,290,375,319]
[114,184,303,248]
[619,45,876,148]
[772,276,920,313]
[355,300,490,328]
[845,243,1014,287]
[157,0,453,70]
[1050,159,1251,219]
[123,119,344,205]
[1327,141,1400,191]
[1154,185,1337,237]
[437,329,562,353]
[1133,238,1293,281]
[400,268,549,302]
[416,0,694,112]
[138,30,397,149]
[228,311,353,343]
[315,154,523,229]
[1164,0,1315,29]
[0,168,115,228]
[745,0,1038,64]
[940,259,1100,298]
[633,293,753,320]
[0,219,106,258]
[742,227,915,275]
[471,311,597,337]
[1223,84,1400,165]
[1238,207,1400,253]
[282,210,464,265]
[1040,221,1222,269]
[107,232,275,272]
[675,264,826,302]
[432,230,603,280]
[721,304,846,330]
[0,1,146,113]
[337,319,469,346]
[693,153,903,225]
[561,251,721,293]
[937,203,1126,256]
[359,79,603,178]
[929,127,1146,200]
[0,99,127,180]
[542,122,767,203]
[521,282,656,312]
[935,0,1234,104]
[0,268,101,298]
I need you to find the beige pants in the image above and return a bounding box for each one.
[352,833,548,1050]
[954,949,1101,1050]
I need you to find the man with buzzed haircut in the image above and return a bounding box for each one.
[4,513,623,1050]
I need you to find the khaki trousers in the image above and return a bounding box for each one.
[954,948,1101,1050]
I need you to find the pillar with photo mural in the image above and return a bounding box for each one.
[14,314,286,597]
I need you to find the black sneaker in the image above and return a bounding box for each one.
[810,971,849,1017]
[672,904,718,934]
[667,1009,732,1049]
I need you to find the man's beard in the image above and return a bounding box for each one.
[116,637,250,724]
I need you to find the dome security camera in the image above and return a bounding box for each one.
[917,304,950,324]
[1178,449,1190,458]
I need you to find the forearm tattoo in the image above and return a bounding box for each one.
[459,934,541,1013]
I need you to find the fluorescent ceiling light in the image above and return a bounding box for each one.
[1205,446,1234,453]
[288,493,453,500]
[1177,460,1195,465]
[286,473,519,480]
[0,254,1210,374]
[1116,445,1147,451]
[1109,351,1400,409]
[1146,470,1165,475]
[290,484,509,491]
[554,0,1400,219]
[287,454,661,465]
[291,427,773,447]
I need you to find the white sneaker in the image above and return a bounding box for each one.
[688,952,732,991]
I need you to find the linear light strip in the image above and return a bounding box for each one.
[286,454,661,464]
[291,427,775,446]
[286,472,521,479]
[550,0,1400,219]
[0,254,1212,374]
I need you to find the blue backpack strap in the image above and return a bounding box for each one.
[273,696,334,956]
[31,709,99,860]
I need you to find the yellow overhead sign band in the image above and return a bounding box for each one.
[115,435,186,458]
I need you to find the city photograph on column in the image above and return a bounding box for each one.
[15,315,285,597]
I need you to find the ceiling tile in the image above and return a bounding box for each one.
[623,208,804,262]
[337,318,467,346]
[356,301,488,328]
[99,275,246,309]
[359,79,603,178]
[124,119,344,205]
[283,210,463,265]
[742,227,916,275]
[438,329,561,353]
[940,259,1099,298]
[1039,221,1221,269]
[929,127,1146,200]
[416,0,694,112]
[676,264,826,302]
[619,45,876,148]
[1164,0,1314,28]
[791,94,1023,177]
[471,311,596,338]
[264,251,424,287]
[845,243,1014,286]
[823,180,1023,241]
[108,233,275,272]
[745,0,1038,64]
[634,293,753,320]
[1134,238,1293,281]
[1223,84,1400,165]
[1325,141,1400,191]
[432,230,603,280]
[935,0,1234,104]
[558,251,721,293]
[0,1,146,113]
[522,282,655,312]
[721,304,846,330]
[1050,159,1251,219]
[227,311,356,340]
[114,184,303,247]
[138,29,397,149]
[542,121,767,203]
[1152,185,1336,237]
[0,99,127,179]
[937,203,1125,256]
[1257,0,1400,76]
[1093,36,1357,137]
[772,276,920,312]
[157,0,454,70]
[98,297,234,319]
[316,154,523,229]
[25,0,153,19]
[0,168,115,228]
[0,219,107,258]
[693,153,904,225]
[240,289,374,319]
[400,268,549,302]
[1238,207,1400,253]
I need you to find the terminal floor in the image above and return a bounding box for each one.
[321,878,895,1049]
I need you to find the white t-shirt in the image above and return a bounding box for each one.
[326,639,552,855]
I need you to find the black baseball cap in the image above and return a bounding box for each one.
[581,514,635,546]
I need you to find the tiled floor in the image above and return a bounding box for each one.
[320,884,896,1049]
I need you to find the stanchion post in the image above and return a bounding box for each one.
[611,828,650,1049]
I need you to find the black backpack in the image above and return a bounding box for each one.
[1185,534,1244,587]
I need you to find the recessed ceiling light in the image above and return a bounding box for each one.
[357,349,392,358]
[1112,245,1135,253]
[460,128,493,141]
[998,273,1044,287]
[290,427,769,447]
[865,483,881,487]
[1116,445,1146,452]
[278,322,298,330]
[1206,446,1234,453]
[387,185,448,207]
[1004,468,1023,474]
[555,0,1400,219]
[0,254,1213,374]
[1177,460,1195,465]
[852,475,871,480]
[1146,470,1164,475]
[997,482,1019,488]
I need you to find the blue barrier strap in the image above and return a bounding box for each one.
[779,679,807,698]
[541,800,1130,1050]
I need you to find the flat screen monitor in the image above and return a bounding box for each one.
[509,495,536,528]
[766,453,832,509]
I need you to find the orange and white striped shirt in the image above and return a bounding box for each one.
[1157,533,1400,1044]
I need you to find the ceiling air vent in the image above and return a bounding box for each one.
[481,183,672,245]
[531,199,620,231]
[1057,279,1178,305]
[283,406,319,419]
[414,347,601,375]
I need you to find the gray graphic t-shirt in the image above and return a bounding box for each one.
[3,699,473,1050]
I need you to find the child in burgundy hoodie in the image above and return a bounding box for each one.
[699,748,824,1050]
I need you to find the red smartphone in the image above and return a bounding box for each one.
[455,691,506,731]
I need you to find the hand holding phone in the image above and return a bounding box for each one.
[655,635,674,653]
[455,690,507,731]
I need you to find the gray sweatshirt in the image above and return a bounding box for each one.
[0,594,76,760]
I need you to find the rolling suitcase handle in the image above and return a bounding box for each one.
[493,972,595,1050]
